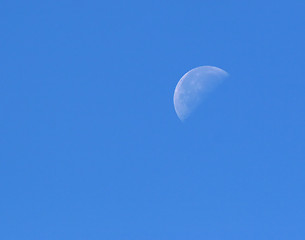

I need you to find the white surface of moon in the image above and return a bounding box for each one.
[173,66,228,121]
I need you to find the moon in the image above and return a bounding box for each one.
[173,66,228,121]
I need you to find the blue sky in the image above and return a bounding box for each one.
[1,1,305,239]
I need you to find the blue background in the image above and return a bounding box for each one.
[1,1,305,239]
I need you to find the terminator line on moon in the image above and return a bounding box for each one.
[173,66,228,121]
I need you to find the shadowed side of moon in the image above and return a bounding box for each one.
[173,66,228,121]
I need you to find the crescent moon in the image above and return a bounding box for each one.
[173,66,228,121]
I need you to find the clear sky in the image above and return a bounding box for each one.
[1,1,305,239]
